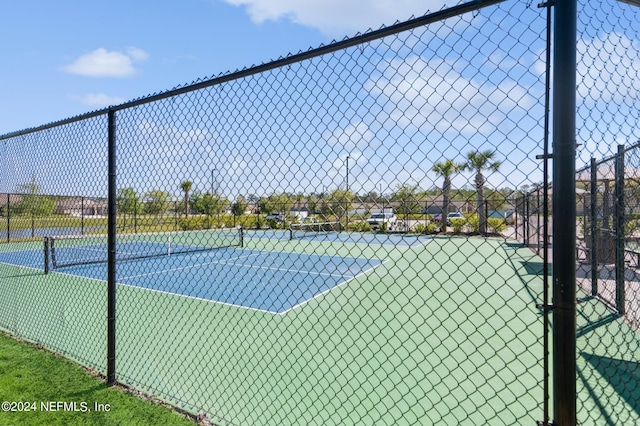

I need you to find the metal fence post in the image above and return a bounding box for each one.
[525,194,530,246]
[537,187,541,255]
[590,158,597,295]
[6,193,10,242]
[615,144,625,314]
[44,237,49,275]
[514,196,519,240]
[107,108,117,386]
[552,0,577,423]
[81,196,85,235]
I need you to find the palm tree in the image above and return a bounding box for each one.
[431,159,463,232]
[180,181,193,218]
[463,151,502,234]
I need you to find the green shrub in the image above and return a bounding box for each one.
[450,218,466,233]
[349,221,372,232]
[236,215,259,229]
[465,215,480,233]
[487,218,507,233]
[626,219,640,237]
[178,216,212,231]
[412,223,425,234]
[412,221,438,234]
[266,219,285,229]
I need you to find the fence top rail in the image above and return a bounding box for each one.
[575,139,640,175]
[0,0,505,142]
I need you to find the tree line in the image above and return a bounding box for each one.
[6,150,514,236]
[117,186,248,218]
[170,150,508,234]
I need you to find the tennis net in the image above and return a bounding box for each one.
[289,221,341,240]
[45,228,243,271]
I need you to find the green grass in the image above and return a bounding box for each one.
[0,332,196,426]
[0,216,108,232]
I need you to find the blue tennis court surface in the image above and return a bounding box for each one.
[0,247,384,314]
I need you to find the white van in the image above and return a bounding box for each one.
[367,211,396,230]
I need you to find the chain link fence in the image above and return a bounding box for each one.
[0,0,639,424]
[573,0,640,424]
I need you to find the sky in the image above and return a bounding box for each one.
[0,0,638,200]
[0,0,453,135]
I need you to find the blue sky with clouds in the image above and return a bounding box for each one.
[0,0,638,199]
[0,0,452,134]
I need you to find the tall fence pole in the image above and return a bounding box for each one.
[615,144,625,314]
[535,188,539,254]
[107,109,117,386]
[525,195,529,243]
[541,2,552,418]
[6,193,10,242]
[174,201,178,231]
[81,196,85,235]
[552,0,577,423]
[590,158,598,295]
[513,197,520,241]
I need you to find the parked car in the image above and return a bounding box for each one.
[367,212,396,230]
[432,212,465,224]
[264,213,285,222]
[446,212,465,224]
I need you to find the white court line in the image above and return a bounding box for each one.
[32,255,284,315]
[115,281,283,315]
[119,251,351,281]
[118,252,263,280]
[0,260,44,273]
[208,260,350,279]
[18,249,386,316]
[278,259,389,315]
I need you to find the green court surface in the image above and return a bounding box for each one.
[1,236,639,425]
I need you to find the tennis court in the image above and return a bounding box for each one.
[0,230,387,314]
[248,227,431,247]
[1,234,640,424]
[0,234,545,424]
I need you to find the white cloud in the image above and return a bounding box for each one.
[577,32,640,103]
[323,121,376,151]
[62,47,149,78]
[367,56,537,135]
[125,46,149,62]
[222,0,448,36]
[117,120,218,193]
[77,93,125,107]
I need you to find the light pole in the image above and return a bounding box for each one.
[345,155,351,231]
[211,168,221,225]
[209,169,217,227]
[346,155,350,192]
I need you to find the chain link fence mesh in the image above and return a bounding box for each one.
[573,0,640,425]
[0,117,108,373]
[0,0,639,424]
